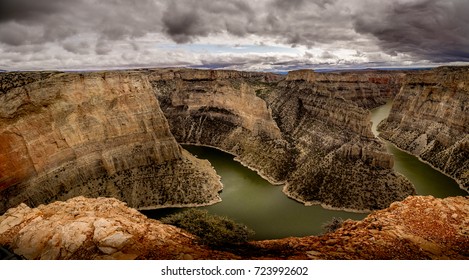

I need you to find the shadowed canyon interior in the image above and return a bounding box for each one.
[0,67,468,218]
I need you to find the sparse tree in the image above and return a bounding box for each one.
[322,217,344,234]
[161,209,255,248]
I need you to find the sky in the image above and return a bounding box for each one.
[0,0,468,72]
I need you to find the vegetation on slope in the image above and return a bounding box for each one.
[161,209,255,248]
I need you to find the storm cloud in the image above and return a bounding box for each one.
[353,0,469,62]
[0,0,467,70]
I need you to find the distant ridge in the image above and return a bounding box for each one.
[313,67,434,73]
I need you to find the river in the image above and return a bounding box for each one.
[143,102,466,240]
[370,101,466,197]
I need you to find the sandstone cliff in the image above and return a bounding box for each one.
[151,68,414,211]
[285,69,406,109]
[4,67,466,214]
[265,70,414,210]
[1,195,467,259]
[379,66,469,190]
[150,69,293,184]
[0,71,222,213]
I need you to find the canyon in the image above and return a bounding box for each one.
[0,71,222,213]
[1,67,468,214]
[0,66,467,259]
[379,67,469,190]
[151,68,415,211]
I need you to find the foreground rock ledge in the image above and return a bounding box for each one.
[0,196,468,260]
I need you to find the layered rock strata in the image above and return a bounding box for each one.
[150,69,293,184]
[265,70,414,210]
[1,195,467,260]
[151,68,415,210]
[287,69,406,109]
[0,71,222,214]
[2,67,445,213]
[379,66,469,190]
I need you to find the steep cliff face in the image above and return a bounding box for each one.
[379,66,469,190]
[151,68,414,211]
[286,69,406,109]
[0,71,222,213]
[264,70,414,210]
[1,195,467,259]
[150,69,293,184]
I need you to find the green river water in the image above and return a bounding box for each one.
[144,102,467,240]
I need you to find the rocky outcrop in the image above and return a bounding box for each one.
[151,69,293,184]
[379,66,469,190]
[1,195,467,259]
[0,71,222,213]
[265,70,414,210]
[257,195,469,260]
[0,196,235,259]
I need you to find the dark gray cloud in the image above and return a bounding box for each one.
[161,0,257,43]
[0,0,468,70]
[353,0,469,62]
[157,0,356,47]
[0,0,69,23]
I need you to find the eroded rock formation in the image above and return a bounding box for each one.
[266,70,414,210]
[285,69,406,109]
[0,71,222,213]
[150,69,292,184]
[258,195,469,260]
[1,195,467,259]
[379,66,469,190]
[2,67,466,213]
[152,68,414,211]
[0,196,235,260]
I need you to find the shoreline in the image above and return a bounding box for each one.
[137,197,222,211]
[281,185,373,214]
[181,142,383,214]
[180,142,286,186]
[380,136,468,194]
[370,101,467,194]
[140,148,225,211]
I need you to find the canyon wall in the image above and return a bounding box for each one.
[266,70,414,210]
[153,69,415,211]
[0,71,222,213]
[2,67,465,214]
[286,70,406,109]
[150,69,293,184]
[379,66,469,190]
[1,195,467,259]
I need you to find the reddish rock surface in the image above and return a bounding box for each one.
[0,195,467,260]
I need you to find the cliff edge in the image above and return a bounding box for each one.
[379,66,469,190]
[268,70,414,210]
[152,68,415,211]
[0,71,222,213]
[1,195,467,259]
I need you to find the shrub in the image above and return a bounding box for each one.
[322,217,344,234]
[161,209,255,248]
